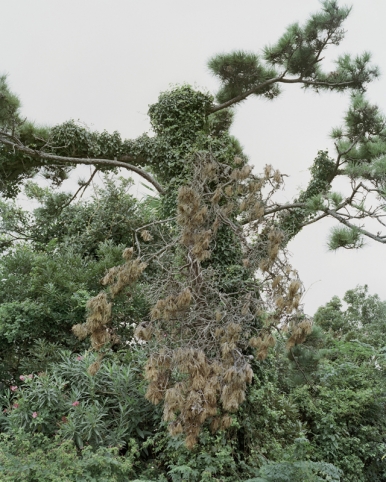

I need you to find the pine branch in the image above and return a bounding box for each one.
[326,208,386,244]
[210,75,284,113]
[263,202,306,216]
[0,134,165,195]
[210,76,361,113]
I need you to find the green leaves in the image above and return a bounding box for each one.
[252,459,342,482]
[279,150,335,240]
[0,177,155,384]
[264,22,319,77]
[343,94,385,140]
[148,85,212,137]
[208,0,377,110]
[0,430,139,481]
[288,286,386,481]
[49,120,125,161]
[2,350,153,451]
[0,2,386,479]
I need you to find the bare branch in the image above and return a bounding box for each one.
[60,168,99,209]
[135,217,176,233]
[300,211,330,228]
[263,202,306,216]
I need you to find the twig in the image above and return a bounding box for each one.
[61,168,98,209]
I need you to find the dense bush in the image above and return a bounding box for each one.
[0,430,138,482]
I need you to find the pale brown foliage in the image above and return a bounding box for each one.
[72,248,147,374]
[74,151,310,448]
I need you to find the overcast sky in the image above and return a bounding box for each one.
[1,0,386,314]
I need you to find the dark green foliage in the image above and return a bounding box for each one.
[150,429,243,481]
[121,85,247,223]
[0,429,139,481]
[121,86,242,205]
[285,325,325,387]
[0,76,59,197]
[263,0,350,77]
[22,177,141,256]
[208,51,280,103]
[49,121,124,160]
[259,461,341,481]
[238,358,303,463]
[337,94,386,180]
[207,109,235,137]
[263,1,378,91]
[0,146,42,198]
[284,286,386,481]
[291,356,386,481]
[207,1,378,108]
[0,83,216,198]
[313,296,346,333]
[133,86,243,183]
[148,85,213,139]
[250,457,342,481]
[279,92,386,246]
[0,246,93,384]
[0,75,22,131]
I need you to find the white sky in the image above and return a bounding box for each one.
[1,0,386,314]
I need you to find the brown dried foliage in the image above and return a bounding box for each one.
[72,247,148,374]
[74,152,309,447]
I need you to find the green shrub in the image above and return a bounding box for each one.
[1,349,154,450]
[0,429,138,482]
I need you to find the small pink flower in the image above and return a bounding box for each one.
[72,401,80,407]
[13,403,19,409]
[3,409,7,413]
[32,412,38,418]
[19,375,25,381]
[28,374,33,379]
[76,356,83,361]
[10,386,18,392]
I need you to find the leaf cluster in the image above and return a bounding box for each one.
[1,350,153,450]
